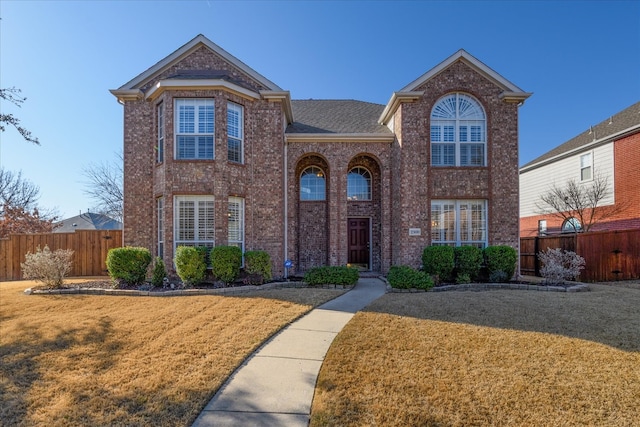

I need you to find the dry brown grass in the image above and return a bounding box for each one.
[312,285,640,427]
[1,278,344,426]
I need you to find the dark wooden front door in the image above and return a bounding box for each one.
[348,218,370,268]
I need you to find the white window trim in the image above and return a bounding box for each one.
[174,195,215,252]
[174,98,215,160]
[580,152,593,182]
[431,199,488,247]
[430,93,487,167]
[157,102,164,163]
[228,196,245,253]
[347,167,372,201]
[157,197,164,258]
[227,102,244,164]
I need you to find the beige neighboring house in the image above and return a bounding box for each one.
[520,101,640,237]
[111,34,530,277]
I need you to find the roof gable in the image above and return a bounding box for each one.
[115,34,282,92]
[379,49,531,124]
[521,101,640,171]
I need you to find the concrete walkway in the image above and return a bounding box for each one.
[192,277,387,427]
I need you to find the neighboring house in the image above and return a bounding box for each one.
[110,34,530,276]
[54,212,123,233]
[520,102,640,237]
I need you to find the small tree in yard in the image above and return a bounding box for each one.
[536,174,627,233]
[21,245,73,288]
[538,248,586,284]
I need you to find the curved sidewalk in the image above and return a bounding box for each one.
[192,277,387,427]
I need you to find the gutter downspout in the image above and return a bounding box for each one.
[283,134,288,279]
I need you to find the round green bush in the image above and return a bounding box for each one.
[422,246,455,282]
[454,246,483,282]
[211,246,243,284]
[174,246,207,286]
[106,247,152,287]
[387,265,434,290]
[483,245,517,282]
[244,250,272,282]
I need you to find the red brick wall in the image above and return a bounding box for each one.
[122,47,286,275]
[391,60,521,267]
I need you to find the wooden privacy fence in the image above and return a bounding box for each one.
[521,229,640,282]
[0,230,122,281]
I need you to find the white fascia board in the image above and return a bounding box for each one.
[401,49,527,94]
[520,124,640,174]
[261,90,294,124]
[378,91,423,125]
[285,133,395,143]
[109,89,144,104]
[145,79,261,101]
[117,34,282,92]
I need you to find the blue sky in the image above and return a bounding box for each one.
[1,0,638,219]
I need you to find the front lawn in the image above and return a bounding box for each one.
[0,279,344,426]
[311,284,640,426]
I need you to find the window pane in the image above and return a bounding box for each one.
[432,200,486,247]
[430,125,441,142]
[347,167,371,200]
[300,167,326,201]
[176,99,214,160]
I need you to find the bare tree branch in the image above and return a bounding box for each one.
[0,87,40,145]
[81,151,123,222]
[536,173,627,233]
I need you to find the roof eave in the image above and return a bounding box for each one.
[145,79,261,102]
[520,123,640,173]
[378,91,424,125]
[500,91,533,105]
[285,133,395,143]
[109,89,144,104]
[261,90,294,124]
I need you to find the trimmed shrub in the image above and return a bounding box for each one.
[21,245,74,288]
[304,266,359,287]
[454,246,483,282]
[538,247,586,284]
[106,247,152,287]
[387,265,434,290]
[244,250,272,282]
[422,246,455,282]
[151,257,167,288]
[211,246,243,284]
[174,246,207,286]
[483,245,517,282]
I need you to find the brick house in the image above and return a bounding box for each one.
[111,35,530,277]
[520,101,640,237]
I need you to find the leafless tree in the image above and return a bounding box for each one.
[0,87,40,144]
[0,167,58,236]
[536,173,627,233]
[81,151,123,222]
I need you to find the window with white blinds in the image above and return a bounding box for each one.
[175,99,215,160]
[227,103,244,163]
[174,195,215,249]
[431,200,487,248]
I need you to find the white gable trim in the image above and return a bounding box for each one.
[115,34,283,92]
[145,79,261,102]
[401,49,527,94]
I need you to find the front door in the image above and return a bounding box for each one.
[348,218,370,270]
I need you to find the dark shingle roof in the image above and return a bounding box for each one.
[287,100,392,135]
[522,101,640,169]
[54,213,122,233]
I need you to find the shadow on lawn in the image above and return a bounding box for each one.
[0,317,120,425]
[363,284,640,352]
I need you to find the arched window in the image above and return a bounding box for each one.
[431,93,486,167]
[562,217,582,233]
[300,166,326,201]
[347,167,371,201]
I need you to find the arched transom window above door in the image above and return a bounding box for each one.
[347,167,371,201]
[430,93,486,167]
[300,166,326,201]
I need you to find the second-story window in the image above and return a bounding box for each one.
[157,102,164,163]
[227,102,244,163]
[580,152,592,181]
[175,99,214,160]
[431,93,486,167]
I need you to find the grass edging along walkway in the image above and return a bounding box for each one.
[387,282,590,293]
[24,281,355,296]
